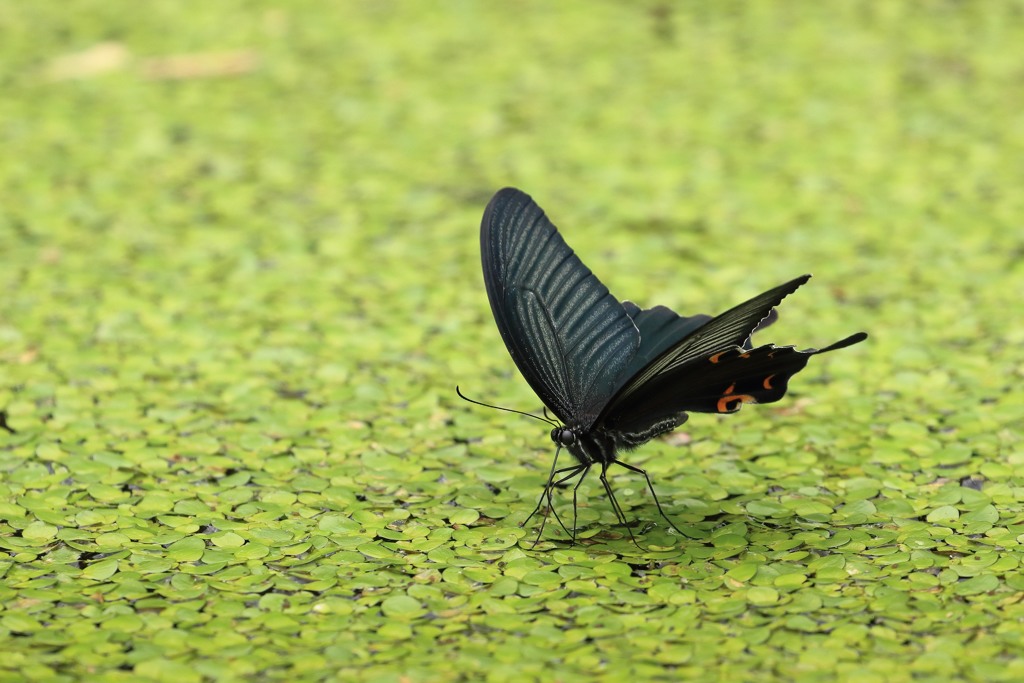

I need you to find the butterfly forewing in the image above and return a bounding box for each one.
[481,188,640,425]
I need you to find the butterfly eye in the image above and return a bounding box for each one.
[551,427,576,447]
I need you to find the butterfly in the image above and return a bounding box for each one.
[471,187,867,545]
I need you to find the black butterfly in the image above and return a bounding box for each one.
[471,187,867,545]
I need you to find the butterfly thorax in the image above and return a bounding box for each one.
[550,426,618,465]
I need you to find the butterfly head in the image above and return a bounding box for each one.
[551,426,576,447]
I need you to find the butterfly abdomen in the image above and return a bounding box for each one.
[615,413,689,450]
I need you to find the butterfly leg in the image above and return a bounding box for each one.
[544,464,588,544]
[536,464,588,542]
[598,462,640,548]
[523,445,565,530]
[613,459,686,538]
[569,466,592,545]
[523,446,589,546]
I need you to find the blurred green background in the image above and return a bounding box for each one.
[1,2,1023,681]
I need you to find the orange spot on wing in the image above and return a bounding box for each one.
[717,394,756,413]
[762,374,776,390]
[709,352,726,364]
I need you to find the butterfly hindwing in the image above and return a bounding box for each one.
[621,302,712,377]
[601,275,810,420]
[481,188,641,425]
[605,332,868,436]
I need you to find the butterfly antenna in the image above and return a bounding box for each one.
[455,386,559,427]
